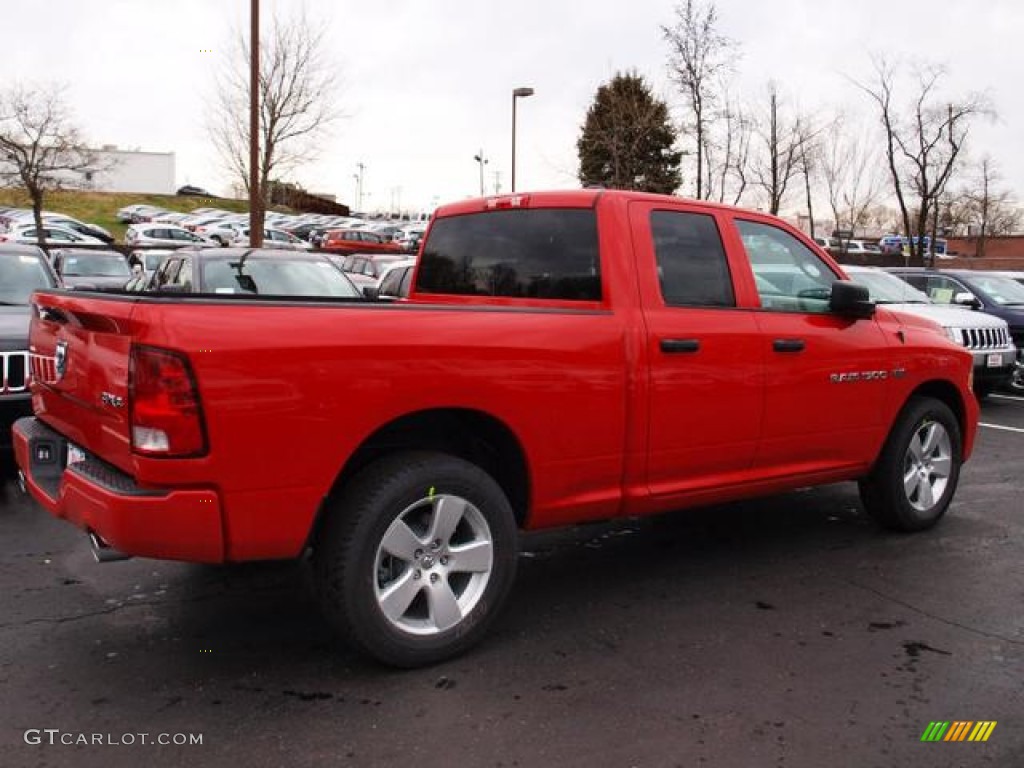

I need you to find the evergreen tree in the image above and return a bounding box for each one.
[577,72,682,194]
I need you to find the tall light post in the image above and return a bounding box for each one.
[473,149,488,196]
[353,162,365,212]
[511,87,534,193]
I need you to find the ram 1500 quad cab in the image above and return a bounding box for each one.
[14,190,978,666]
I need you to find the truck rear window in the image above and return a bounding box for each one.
[415,209,601,301]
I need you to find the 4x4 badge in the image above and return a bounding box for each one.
[54,341,68,382]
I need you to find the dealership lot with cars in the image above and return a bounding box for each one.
[1,395,1022,765]
[2,196,1024,765]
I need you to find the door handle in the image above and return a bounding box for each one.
[772,339,805,353]
[660,339,700,354]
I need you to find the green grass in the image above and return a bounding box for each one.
[0,189,266,241]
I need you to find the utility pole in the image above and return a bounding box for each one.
[248,0,263,246]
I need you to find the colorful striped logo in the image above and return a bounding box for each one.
[921,721,997,742]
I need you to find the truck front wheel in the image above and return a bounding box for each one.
[314,451,518,667]
[858,396,962,532]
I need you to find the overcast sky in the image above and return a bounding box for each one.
[6,0,1022,214]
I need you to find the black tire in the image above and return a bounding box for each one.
[858,396,962,532]
[1008,366,1024,394]
[314,451,518,667]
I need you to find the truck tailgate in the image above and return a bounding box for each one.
[29,292,139,475]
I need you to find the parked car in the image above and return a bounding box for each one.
[812,236,839,252]
[0,243,59,432]
[228,227,312,250]
[116,204,164,223]
[139,248,362,297]
[845,266,1016,397]
[2,211,114,244]
[177,185,214,197]
[194,219,247,245]
[368,258,417,301]
[888,267,1024,392]
[15,189,979,668]
[322,253,376,291]
[50,249,133,291]
[125,223,212,248]
[842,240,882,255]
[0,224,105,246]
[343,253,407,281]
[42,216,115,244]
[320,228,404,255]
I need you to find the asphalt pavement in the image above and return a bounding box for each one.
[1,398,1022,768]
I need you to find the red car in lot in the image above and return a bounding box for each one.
[320,228,404,256]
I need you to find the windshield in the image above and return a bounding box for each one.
[968,274,1024,306]
[849,270,930,303]
[0,253,56,303]
[62,253,132,277]
[200,256,361,297]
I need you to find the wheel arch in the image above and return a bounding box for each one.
[309,408,531,549]
[905,379,968,446]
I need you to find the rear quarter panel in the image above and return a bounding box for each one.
[127,299,632,559]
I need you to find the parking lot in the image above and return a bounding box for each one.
[1,396,1022,768]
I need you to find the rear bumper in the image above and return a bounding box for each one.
[13,416,224,563]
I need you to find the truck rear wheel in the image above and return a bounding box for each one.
[858,396,962,532]
[315,451,518,667]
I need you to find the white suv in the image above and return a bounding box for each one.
[846,266,1016,398]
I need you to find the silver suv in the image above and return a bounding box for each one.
[847,266,1016,398]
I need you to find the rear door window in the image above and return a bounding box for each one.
[650,210,734,307]
[416,208,601,301]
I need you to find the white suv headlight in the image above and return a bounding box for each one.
[944,327,963,344]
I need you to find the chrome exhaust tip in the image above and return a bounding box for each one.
[88,531,132,563]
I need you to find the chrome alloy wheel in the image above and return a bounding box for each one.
[902,420,953,512]
[373,494,494,636]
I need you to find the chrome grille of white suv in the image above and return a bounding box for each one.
[1,350,30,394]
[953,327,1011,350]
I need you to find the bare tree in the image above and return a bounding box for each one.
[857,58,990,266]
[796,128,819,237]
[955,157,1022,257]
[662,0,738,200]
[0,83,99,249]
[210,9,340,228]
[817,114,886,251]
[749,83,815,215]
[704,88,752,206]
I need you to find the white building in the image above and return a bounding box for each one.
[86,146,176,195]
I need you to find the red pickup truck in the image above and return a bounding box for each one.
[14,190,978,667]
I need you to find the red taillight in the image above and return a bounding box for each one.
[129,345,207,457]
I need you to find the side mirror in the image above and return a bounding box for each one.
[830,280,875,319]
[362,285,380,301]
[954,291,981,309]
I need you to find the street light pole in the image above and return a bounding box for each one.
[511,87,534,193]
[473,149,488,196]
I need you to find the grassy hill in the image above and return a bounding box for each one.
[0,189,259,241]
